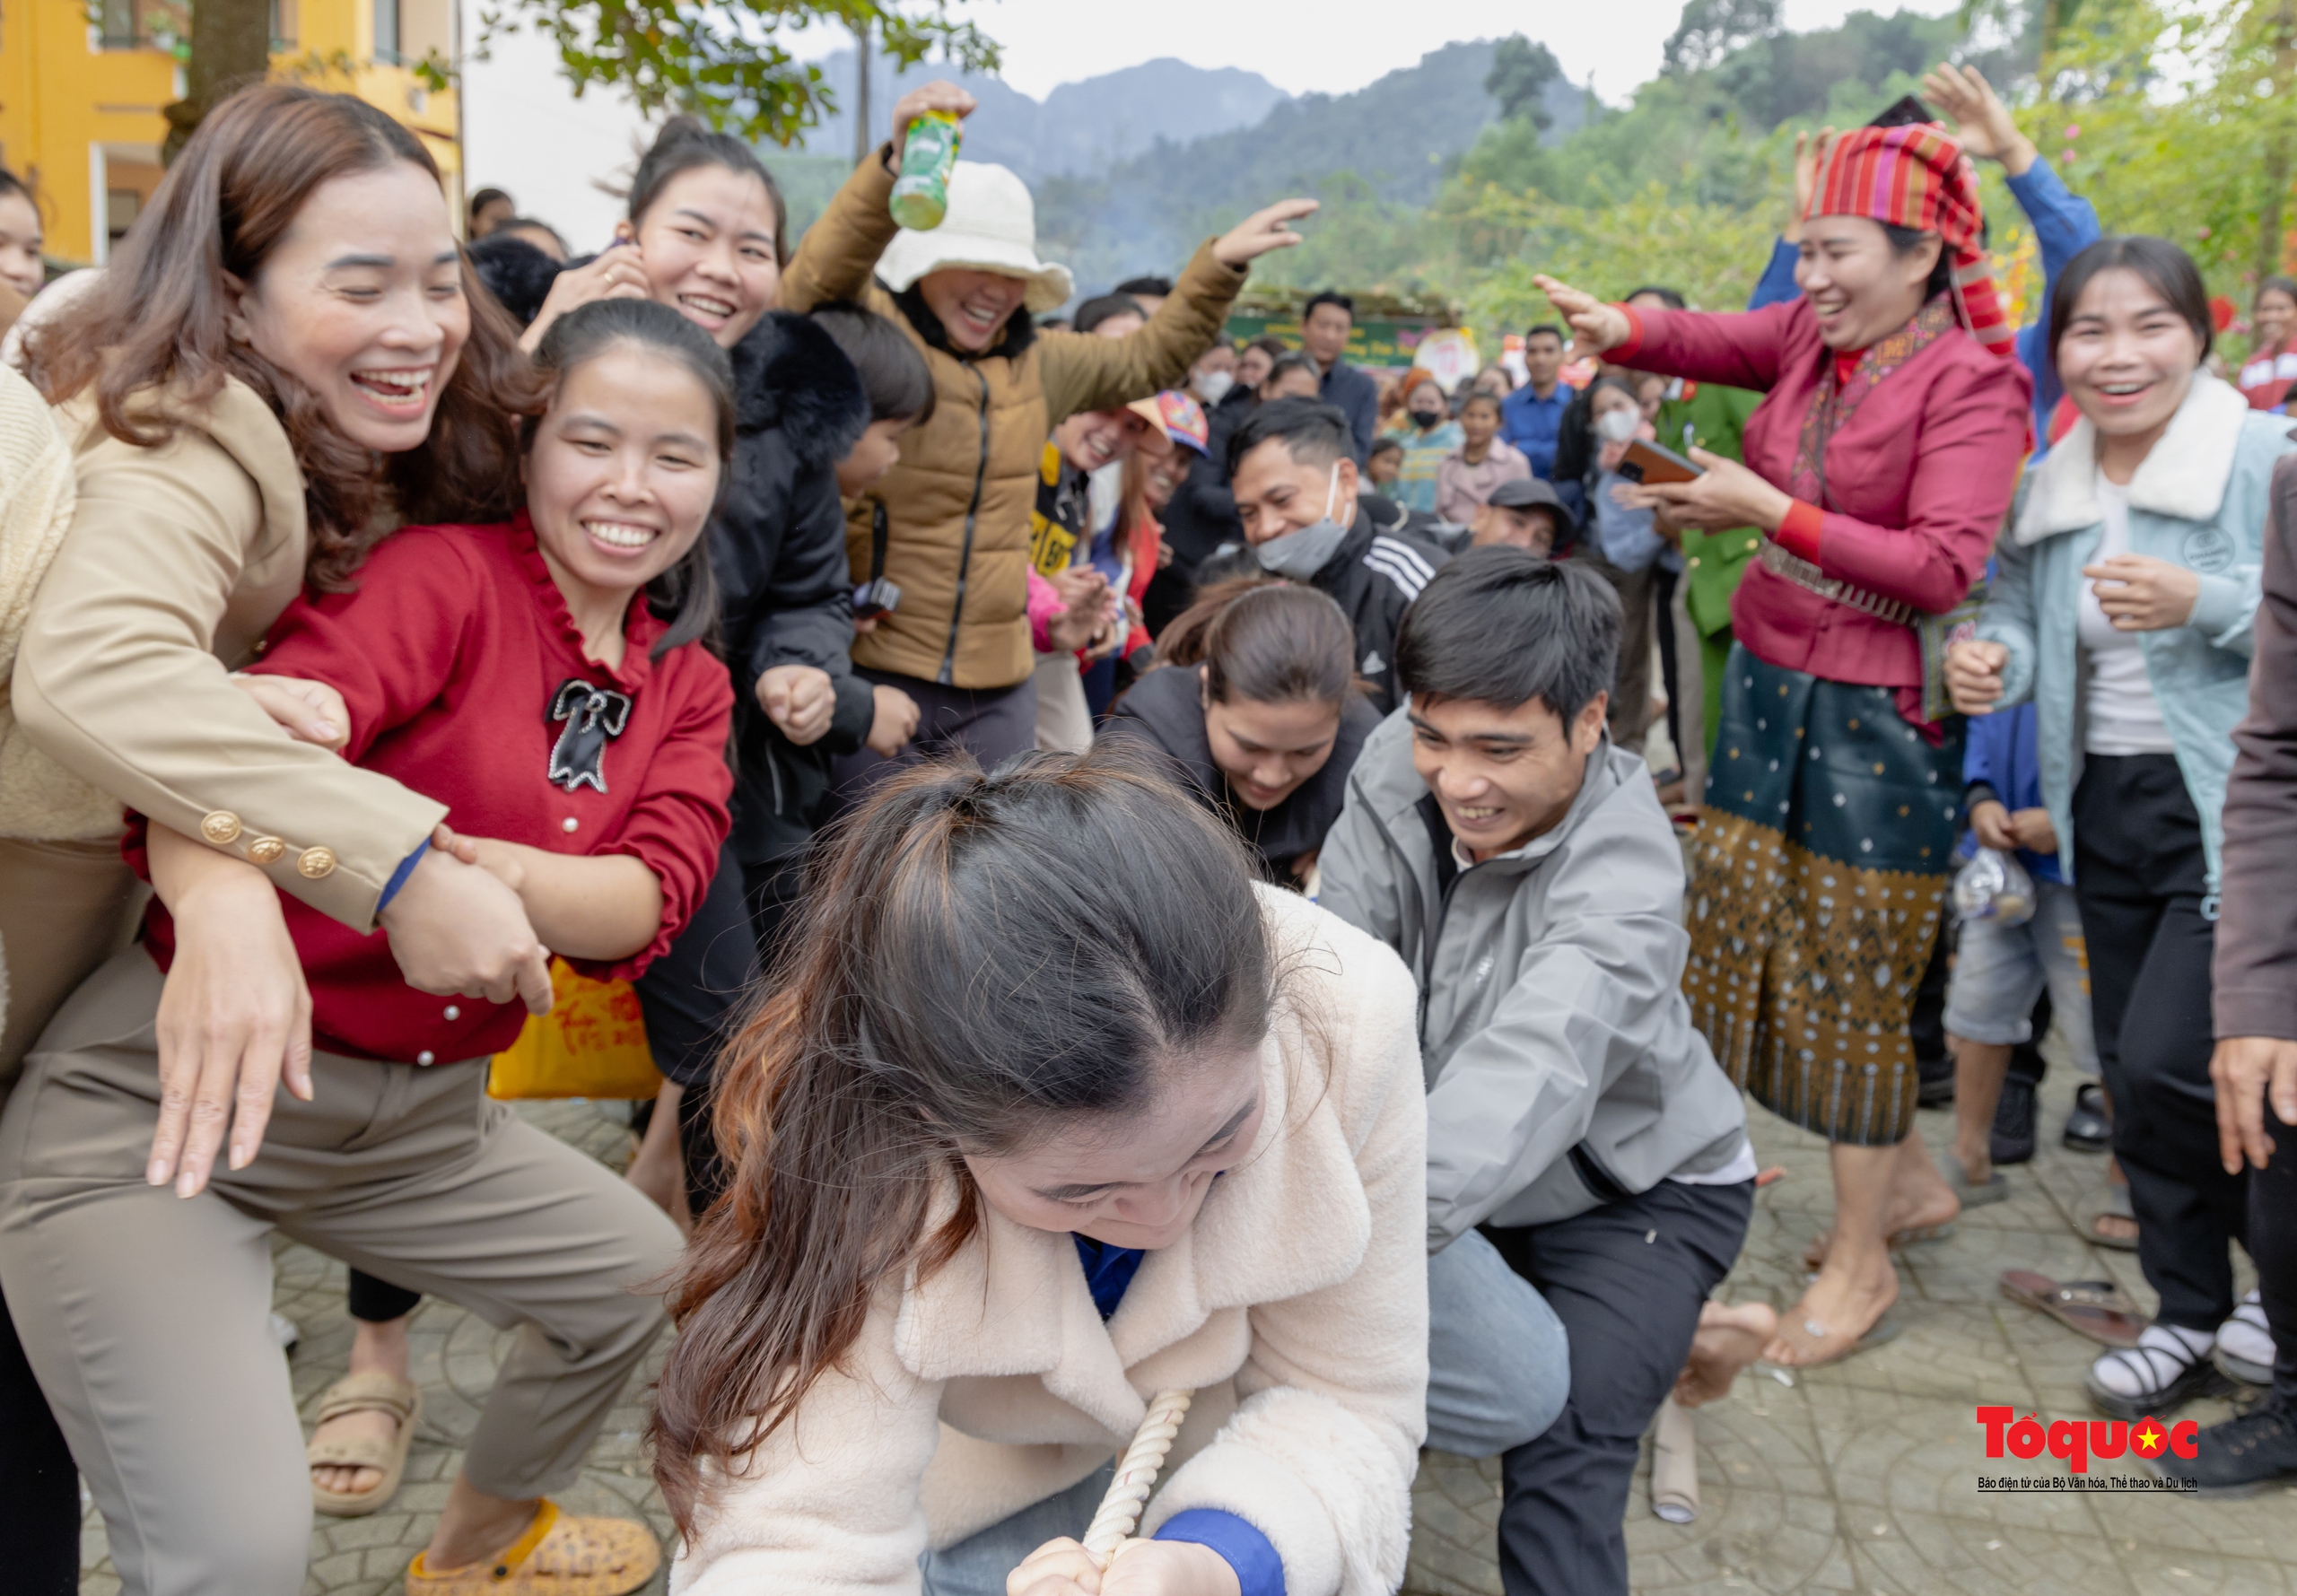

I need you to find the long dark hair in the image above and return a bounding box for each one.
[649,749,1278,1531]
[1156,577,1357,710]
[628,115,787,263]
[22,83,534,590]
[527,299,730,658]
[2051,234,2215,363]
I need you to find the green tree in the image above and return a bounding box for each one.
[1662,0,1782,75]
[162,0,999,161]
[1485,34,1563,126]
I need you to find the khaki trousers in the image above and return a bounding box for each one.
[0,948,684,1596]
[1031,649,1093,754]
[0,834,141,1088]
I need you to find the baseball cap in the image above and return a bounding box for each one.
[1126,390,1210,456]
[1486,475,1577,536]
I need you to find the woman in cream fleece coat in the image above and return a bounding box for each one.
[652,750,1429,1596]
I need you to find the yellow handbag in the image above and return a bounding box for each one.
[486,958,663,1101]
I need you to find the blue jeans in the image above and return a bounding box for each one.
[918,1230,1569,1592]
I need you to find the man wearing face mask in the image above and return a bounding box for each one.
[1228,397,1451,714]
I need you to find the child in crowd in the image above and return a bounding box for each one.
[1365,435,1404,489]
[1103,578,1379,887]
[651,750,1435,1596]
[1435,390,1532,525]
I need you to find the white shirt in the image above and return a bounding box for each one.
[2075,475,2177,755]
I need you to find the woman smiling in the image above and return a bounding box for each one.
[1537,120,2033,1368]
[1950,235,2297,1424]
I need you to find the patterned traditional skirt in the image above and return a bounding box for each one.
[1682,645,1965,1147]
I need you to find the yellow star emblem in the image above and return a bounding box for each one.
[2134,1423,2166,1455]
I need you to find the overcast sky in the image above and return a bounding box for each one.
[788,0,1962,103]
[464,0,1963,249]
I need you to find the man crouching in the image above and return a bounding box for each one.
[1320,545,1754,1596]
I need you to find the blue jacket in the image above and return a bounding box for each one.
[1498,382,1570,481]
[1319,360,1381,465]
[1960,700,2058,882]
[1749,161,2098,443]
[1976,374,2297,897]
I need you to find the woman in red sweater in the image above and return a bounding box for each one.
[1539,123,2032,1367]
[19,296,734,1594]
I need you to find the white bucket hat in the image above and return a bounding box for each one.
[875,161,1075,315]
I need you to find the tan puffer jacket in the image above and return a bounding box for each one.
[779,150,1246,690]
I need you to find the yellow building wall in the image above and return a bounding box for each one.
[0,0,459,266]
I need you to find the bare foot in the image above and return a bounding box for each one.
[2089,1213,2139,1244]
[1764,1260,1899,1367]
[625,1082,693,1236]
[1675,1300,1779,1406]
[1801,1168,1960,1269]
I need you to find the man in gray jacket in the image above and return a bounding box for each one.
[1321,547,1753,1596]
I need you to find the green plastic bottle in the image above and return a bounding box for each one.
[889,109,963,231]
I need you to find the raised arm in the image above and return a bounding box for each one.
[1538,273,1800,394]
[1039,201,1313,423]
[778,83,977,314]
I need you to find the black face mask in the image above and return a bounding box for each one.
[1409,407,1444,429]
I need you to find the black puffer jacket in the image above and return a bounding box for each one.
[715,310,872,866]
[1102,663,1381,882]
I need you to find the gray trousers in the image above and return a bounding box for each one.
[0,948,684,1596]
[919,1228,1568,1594]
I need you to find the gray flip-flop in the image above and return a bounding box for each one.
[1945,1156,2009,1208]
[2077,1184,2140,1252]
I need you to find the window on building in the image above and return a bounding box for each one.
[99,0,140,49]
[107,188,142,248]
[373,0,400,64]
[270,0,299,49]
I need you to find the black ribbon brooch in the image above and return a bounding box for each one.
[546,679,633,794]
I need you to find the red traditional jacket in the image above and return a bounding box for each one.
[135,516,733,1064]
[1613,296,2031,709]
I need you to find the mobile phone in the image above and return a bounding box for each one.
[1617,437,1704,486]
[853,578,902,619]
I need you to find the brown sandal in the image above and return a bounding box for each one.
[404,1500,660,1596]
[308,1370,420,1518]
[1999,1269,2149,1348]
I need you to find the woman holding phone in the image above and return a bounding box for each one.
[1537,121,2032,1366]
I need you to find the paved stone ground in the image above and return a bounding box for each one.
[75,1077,2297,1595]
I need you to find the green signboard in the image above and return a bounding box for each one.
[1222,311,1442,372]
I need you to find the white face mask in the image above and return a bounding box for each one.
[1196,370,1236,406]
[1254,464,1351,579]
[1595,408,1640,444]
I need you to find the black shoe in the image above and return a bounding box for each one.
[1990,1077,2038,1165]
[2064,1083,2111,1153]
[2148,1400,2297,1496]
[1917,1051,1955,1108]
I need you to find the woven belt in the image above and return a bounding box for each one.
[1757,538,1917,627]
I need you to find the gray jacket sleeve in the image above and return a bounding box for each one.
[1419,807,1693,1253]
[1315,772,1407,952]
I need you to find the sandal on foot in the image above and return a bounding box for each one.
[308,1370,420,1518]
[1763,1311,1902,1370]
[2216,1291,2275,1387]
[1999,1270,2149,1349]
[1650,1396,1699,1523]
[2076,1185,2140,1252]
[2084,1329,2229,1421]
[1944,1156,2008,1208]
[405,1501,661,1596]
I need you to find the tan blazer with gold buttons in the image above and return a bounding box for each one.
[12,376,447,930]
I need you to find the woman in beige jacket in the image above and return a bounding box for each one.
[651,751,1429,1596]
[1,84,680,1595]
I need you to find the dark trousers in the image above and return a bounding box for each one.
[2,1278,78,1594]
[830,668,1037,811]
[2074,754,2243,1330]
[1484,1177,1753,1596]
[2255,1108,2297,1407]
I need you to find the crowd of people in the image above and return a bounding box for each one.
[0,50,2293,1596]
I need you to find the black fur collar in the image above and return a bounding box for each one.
[728,310,870,466]
[888,280,1038,363]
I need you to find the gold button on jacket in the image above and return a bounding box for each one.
[246,836,285,865]
[295,846,336,879]
[199,811,243,846]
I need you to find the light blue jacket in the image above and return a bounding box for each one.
[1976,372,2296,898]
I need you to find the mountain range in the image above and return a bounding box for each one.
[777,39,1593,300]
